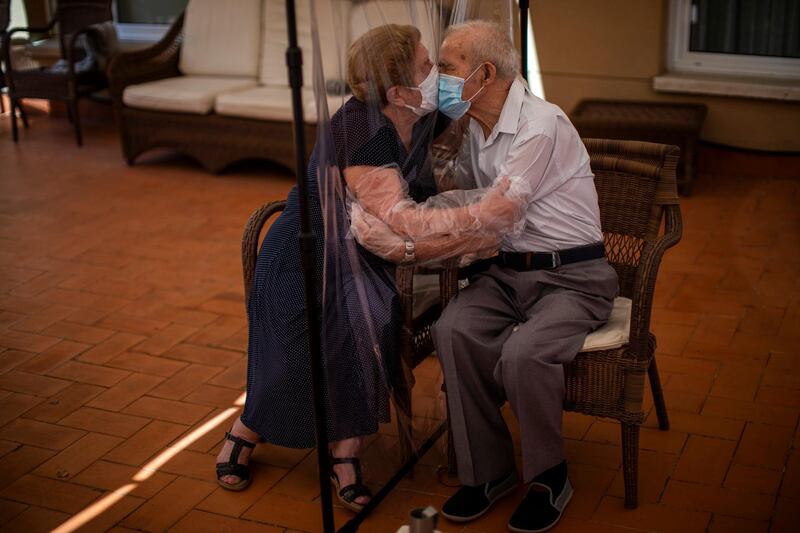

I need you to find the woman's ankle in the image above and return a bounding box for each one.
[230,418,259,443]
[330,436,363,458]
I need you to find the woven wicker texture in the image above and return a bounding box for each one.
[573,100,707,131]
[571,100,705,196]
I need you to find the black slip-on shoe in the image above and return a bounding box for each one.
[508,462,573,532]
[441,471,518,523]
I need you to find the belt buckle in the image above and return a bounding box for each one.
[550,251,561,269]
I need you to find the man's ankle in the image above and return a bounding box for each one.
[531,460,567,492]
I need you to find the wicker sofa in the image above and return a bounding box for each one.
[108,0,435,173]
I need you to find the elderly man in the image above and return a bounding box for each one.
[432,21,619,532]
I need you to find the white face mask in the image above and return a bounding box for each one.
[404,66,438,117]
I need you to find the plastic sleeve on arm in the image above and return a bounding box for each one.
[345,164,524,241]
[349,202,500,266]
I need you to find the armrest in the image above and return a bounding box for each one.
[395,259,460,329]
[107,14,185,104]
[2,20,54,73]
[628,204,683,358]
[6,19,58,39]
[242,200,287,307]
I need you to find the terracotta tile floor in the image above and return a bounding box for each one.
[1,106,799,532]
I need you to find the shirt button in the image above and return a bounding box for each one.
[512,325,520,333]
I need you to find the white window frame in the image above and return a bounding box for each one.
[111,1,172,42]
[113,23,169,42]
[667,0,800,80]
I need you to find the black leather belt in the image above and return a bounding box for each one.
[497,242,605,271]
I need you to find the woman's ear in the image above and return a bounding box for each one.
[386,86,405,107]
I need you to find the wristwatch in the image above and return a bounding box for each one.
[403,240,416,263]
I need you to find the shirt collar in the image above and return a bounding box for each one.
[482,77,527,146]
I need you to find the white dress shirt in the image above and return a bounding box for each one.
[456,78,603,252]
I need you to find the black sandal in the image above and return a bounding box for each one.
[216,431,256,491]
[329,452,372,512]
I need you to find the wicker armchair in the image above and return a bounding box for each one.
[241,200,457,463]
[440,139,682,509]
[1,0,112,145]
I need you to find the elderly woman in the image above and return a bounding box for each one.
[215,24,516,510]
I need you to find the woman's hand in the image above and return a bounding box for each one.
[472,177,523,232]
[350,203,406,262]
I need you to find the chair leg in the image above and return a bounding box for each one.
[621,422,640,509]
[69,99,83,147]
[648,358,670,431]
[10,98,19,142]
[19,104,28,128]
[394,385,414,477]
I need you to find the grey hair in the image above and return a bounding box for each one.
[443,20,520,79]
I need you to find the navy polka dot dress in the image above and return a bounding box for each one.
[241,97,437,447]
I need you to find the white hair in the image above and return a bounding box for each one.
[443,20,520,79]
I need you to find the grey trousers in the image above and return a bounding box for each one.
[432,258,618,485]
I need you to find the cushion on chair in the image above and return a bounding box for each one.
[580,297,631,352]
[259,0,350,87]
[123,76,258,114]
[215,85,347,122]
[180,0,262,77]
[349,0,436,52]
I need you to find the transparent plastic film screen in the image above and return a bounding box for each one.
[298,0,518,497]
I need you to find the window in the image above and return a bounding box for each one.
[113,0,188,41]
[667,0,800,79]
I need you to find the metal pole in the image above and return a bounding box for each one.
[520,0,529,81]
[284,1,335,532]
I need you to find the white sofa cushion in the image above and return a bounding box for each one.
[215,85,347,123]
[123,76,258,115]
[180,0,262,77]
[260,0,350,87]
[581,297,631,352]
[349,0,437,53]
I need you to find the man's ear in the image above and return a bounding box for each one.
[482,63,498,85]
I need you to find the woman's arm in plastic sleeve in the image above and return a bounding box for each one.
[344,164,521,240]
[350,202,500,264]
[344,164,478,236]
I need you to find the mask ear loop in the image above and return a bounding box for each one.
[463,63,487,103]
[402,87,422,113]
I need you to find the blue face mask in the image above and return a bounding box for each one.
[437,64,485,120]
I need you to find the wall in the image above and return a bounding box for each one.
[530,0,800,152]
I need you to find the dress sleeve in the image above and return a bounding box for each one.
[334,102,400,170]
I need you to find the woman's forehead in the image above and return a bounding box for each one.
[416,42,430,62]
